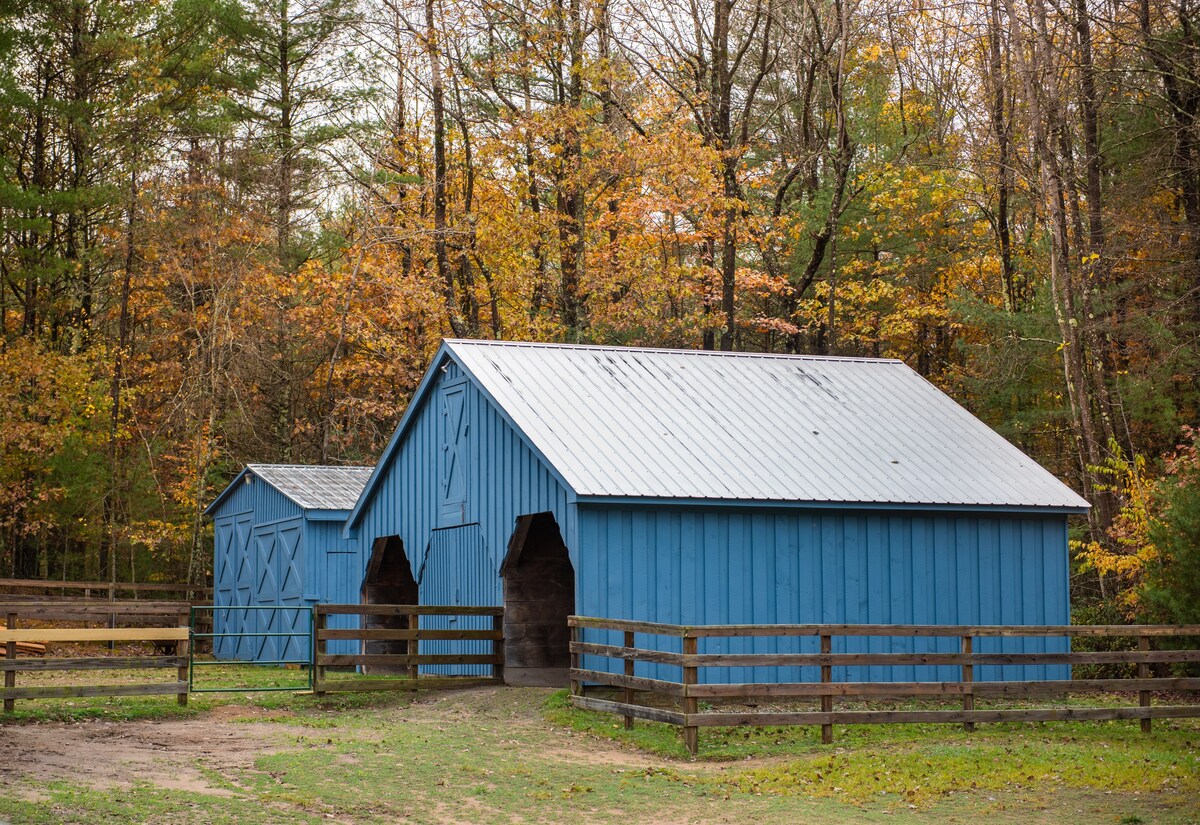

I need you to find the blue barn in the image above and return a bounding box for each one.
[345,340,1090,686]
[206,464,373,661]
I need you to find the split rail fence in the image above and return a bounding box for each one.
[312,604,504,694]
[1,601,191,713]
[0,578,211,601]
[568,617,1200,755]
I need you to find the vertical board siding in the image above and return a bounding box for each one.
[577,506,1071,684]
[416,524,495,675]
[353,358,576,620]
[213,479,296,661]
[306,520,363,656]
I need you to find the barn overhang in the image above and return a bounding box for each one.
[208,465,370,521]
[304,509,351,522]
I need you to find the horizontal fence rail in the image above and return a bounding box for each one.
[312,604,504,694]
[0,600,195,626]
[567,617,1200,755]
[0,578,211,600]
[1,624,190,713]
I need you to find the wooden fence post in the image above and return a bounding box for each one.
[961,635,974,732]
[4,611,17,714]
[107,583,116,651]
[569,623,580,697]
[1138,635,1152,733]
[177,611,189,706]
[623,630,635,730]
[820,632,833,744]
[682,633,698,756]
[313,607,327,696]
[408,613,420,682]
[492,612,505,684]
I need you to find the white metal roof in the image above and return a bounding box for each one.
[447,340,1089,510]
[245,464,374,510]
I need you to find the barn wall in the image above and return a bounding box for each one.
[576,506,1070,683]
[304,519,362,655]
[354,358,576,600]
[353,359,577,675]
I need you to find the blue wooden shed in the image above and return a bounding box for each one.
[345,341,1090,686]
[206,464,373,661]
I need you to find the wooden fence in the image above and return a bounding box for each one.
[0,577,211,601]
[1,603,191,713]
[568,617,1200,755]
[312,604,504,694]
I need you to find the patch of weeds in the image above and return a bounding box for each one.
[714,735,1200,808]
[558,783,594,799]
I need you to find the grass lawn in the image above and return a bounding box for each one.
[0,669,1198,824]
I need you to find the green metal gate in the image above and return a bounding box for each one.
[188,605,314,693]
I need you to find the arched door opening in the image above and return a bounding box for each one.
[360,535,418,674]
[501,513,576,687]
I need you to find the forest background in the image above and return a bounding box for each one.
[1,0,1197,625]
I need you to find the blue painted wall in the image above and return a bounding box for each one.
[211,474,363,660]
[575,506,1070,683]
[352,359,574,674]
[353,358,576,601]
[350,349,1073,685]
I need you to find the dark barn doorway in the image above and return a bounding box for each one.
[501,513,576,687]
[360,535,419,674]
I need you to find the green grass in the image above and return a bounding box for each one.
[1,684,1199,823]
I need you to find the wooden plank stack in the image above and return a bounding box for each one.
[0,622,44,656]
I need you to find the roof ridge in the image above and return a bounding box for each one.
[444,339,903,364]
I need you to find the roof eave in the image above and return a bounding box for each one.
[445,342,579,500]
[203,467,253,517]
[572,494,1090,515]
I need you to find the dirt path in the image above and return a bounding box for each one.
[0,690,664,802]
[0,709,308,799]
[3,690,1195,825]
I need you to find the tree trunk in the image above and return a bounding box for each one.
[425,0,465,336]
[1004,0,1113,541]
[277,1,294,270]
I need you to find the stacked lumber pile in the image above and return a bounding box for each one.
[0,622,46,656]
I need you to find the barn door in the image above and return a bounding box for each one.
[213,512,252,660]
[417,524,496,675]
[231,514,256,659]
[439,379,469,526]
[275,524,306,661]
[252,521,307,663]
[252,526,280,661]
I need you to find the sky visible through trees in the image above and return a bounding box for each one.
[0,0,1197,622]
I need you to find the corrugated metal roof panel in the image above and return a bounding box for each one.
[446,340,1090,510]
[247,465,374,511]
